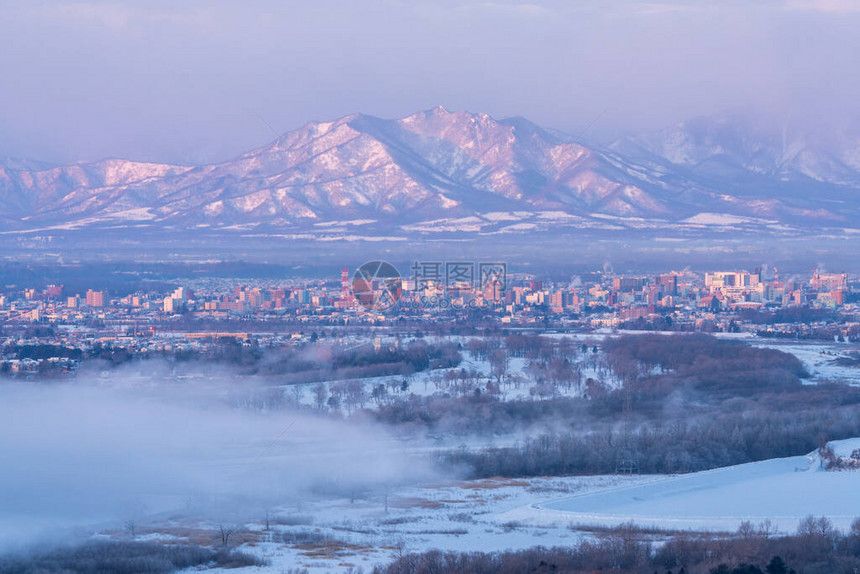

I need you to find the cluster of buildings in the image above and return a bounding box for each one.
[0,265,856,377]
[496,268,851,323]
[0,266,855,330]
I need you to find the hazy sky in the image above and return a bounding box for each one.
[1,0,858,165]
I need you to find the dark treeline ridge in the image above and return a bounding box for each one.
[143,317,504,337]
[0,260,325,295]
[737,307,839,325]
[1,337,461,383]
[376,516,860,574]
[0,540,263,574]
[754,326,860,342]
[6,344,83,360]
[441,402,860,476]
[84,337,462,385]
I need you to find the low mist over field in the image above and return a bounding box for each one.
[0,371,437,551]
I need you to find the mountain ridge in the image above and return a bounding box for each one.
[2,107,859,237]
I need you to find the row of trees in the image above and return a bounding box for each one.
[602,334,809,384]
[441,402,860,476]
[364,334,860,475]
[376,516,860,574]
[76,337,462,385]
[0,541,262,574]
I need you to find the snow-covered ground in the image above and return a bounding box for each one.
[184,474,657,573]
[537,438,860,533]
[748,338,860,385]
[179,440,860,572]
[284,335,616,415]
[298,332,860,417]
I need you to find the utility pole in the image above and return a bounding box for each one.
[615,375,639,475]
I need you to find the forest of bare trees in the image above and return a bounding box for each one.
[367,334,860,477]
[376,516,860,574]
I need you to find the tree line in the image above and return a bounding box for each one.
[376,516,860,574]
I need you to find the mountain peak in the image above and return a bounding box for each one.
[2,108,859,235]
[400,106,497,125]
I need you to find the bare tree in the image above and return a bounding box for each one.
[290,383,304,405]
[345,379,367,412]
[313,382,327,410]
[218,523,239,547]
[394,538,407,560]
[326,394,341,411]
[371,383,388,405]
[488,348,508,385]
[123,518,136,539]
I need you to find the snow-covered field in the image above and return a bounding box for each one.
[290,332,860,417]
[193,474,657,573]
[190,440,860,572]
[284,334,616,415]
[538,438,860,533]
[748,338,860,385]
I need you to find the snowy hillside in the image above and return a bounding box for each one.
[536,438,860,532]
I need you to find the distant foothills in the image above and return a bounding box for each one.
[2,107,860,242]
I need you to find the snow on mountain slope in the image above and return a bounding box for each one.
[3,108,860,235]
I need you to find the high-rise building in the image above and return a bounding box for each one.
[655,274,678,296]
[85,290,105,307]
[810,269,847,291]
[705,271,760,289]
[549,290,564,311]
[483,277,503,303]
[612,276,648,292]
[45,284,63,298]
[164,296,185,313]
[341,266,350,297]
[247,288,264,307]
[172,287,190,300]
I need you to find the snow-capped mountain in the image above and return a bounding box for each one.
[2,107,860,237]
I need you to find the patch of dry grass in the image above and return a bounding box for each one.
[295,540,373,559]
[387,497,443,509]
[458,477,530,490]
